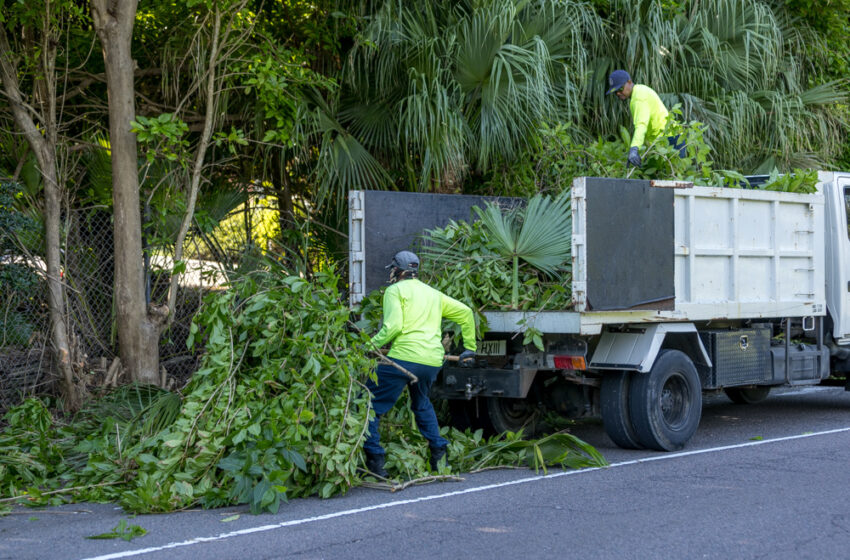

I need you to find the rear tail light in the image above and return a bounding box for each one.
[553,355,587,370]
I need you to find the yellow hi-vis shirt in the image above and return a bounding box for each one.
[629,84,669,148]
[370,279,476,367]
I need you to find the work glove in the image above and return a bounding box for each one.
[458,349,476,367]
[627,146,642,168]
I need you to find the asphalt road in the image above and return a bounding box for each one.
[4,385,850,560]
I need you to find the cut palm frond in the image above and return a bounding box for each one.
[463,430,607,473]
[475,193,571,308]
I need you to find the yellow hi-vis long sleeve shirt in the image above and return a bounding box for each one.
[370,279,476,367]
[629,84,669,148]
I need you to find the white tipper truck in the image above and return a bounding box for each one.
[349,172,850,451]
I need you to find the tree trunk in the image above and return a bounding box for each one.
[0,26,81,410]
[91,0,162,385]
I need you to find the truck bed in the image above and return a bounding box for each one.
[571,178,824,318]
[349,178,826,332]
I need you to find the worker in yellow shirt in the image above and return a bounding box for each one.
[364,250,477,478]
[606,69,685,167]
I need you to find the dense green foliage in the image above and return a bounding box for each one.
[318,0,847,206]
[488,116,745,196]
[0,268,605,514]
[0,182,44,346]
[419,195,573,312]
[0,0,843,515]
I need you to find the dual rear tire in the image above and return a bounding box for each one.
[601,350,702,451]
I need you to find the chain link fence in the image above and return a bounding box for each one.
[0,191,276,413]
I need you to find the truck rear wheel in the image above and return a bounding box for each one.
[486,396,540,436]
[628,350,702,451]
[447,400,482,432]
[724,386,770,404]
[600,372,643,449]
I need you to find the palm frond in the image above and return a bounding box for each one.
[474,193,571,307]
[474,202,519,256]
[514,192,571,275]
[340,0,598,189]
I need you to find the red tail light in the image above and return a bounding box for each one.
[553,355,586,370]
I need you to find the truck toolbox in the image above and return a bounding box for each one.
[697,328,771,388]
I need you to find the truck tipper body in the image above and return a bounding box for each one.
[348,172,850,451]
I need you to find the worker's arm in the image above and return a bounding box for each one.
[370,288,403,349]
[440,295,477,352]
[630,96,650,148]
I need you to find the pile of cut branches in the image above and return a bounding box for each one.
[418,193,573,313]
[1,267,606,515]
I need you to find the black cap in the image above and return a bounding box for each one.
[386,250,419,272]
[606,70,631,95]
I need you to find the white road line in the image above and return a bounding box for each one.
[79,426,850,560]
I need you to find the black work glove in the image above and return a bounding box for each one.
[459,350,475,367]
[627,146,642,168]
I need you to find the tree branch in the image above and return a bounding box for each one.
[166,4,225,325]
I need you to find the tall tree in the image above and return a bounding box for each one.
[91,0,163,384]
[0,0,84,408]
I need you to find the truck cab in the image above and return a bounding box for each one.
[823,172,850,345]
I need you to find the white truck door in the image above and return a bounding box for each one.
[825,172,850,341]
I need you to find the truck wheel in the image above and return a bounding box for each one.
[628,350,702,451]
[486,397,539,436]
[724,386,770,404]
[447,399,489,432]
[600,372,643,449]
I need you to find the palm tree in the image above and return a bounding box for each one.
[313,0,602,206]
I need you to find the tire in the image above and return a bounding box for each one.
[600,372,643,449]
[447,399,488,432]
[724,386,770,404]
[628,350,702,451]
[485,396,540,436]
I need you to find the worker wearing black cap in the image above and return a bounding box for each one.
[606,69,684,168]
[363,250,477,479]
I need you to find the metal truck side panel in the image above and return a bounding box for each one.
[348,190,522,305]
[589,323,711,373]
[350,181,826,327]
[483,311,582,334]
[349,191,366,306]
[582,178,675,311]
[673,185,825,320]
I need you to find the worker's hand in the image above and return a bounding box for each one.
[459,350,476,367]
[627,146,642,168]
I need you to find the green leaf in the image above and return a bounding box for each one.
[87,520,147,542]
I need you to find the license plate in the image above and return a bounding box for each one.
[479,340,506,356]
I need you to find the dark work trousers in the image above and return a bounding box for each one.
[668,134,686,158]
[363,357,448,457]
